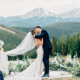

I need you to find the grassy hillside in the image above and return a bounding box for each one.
[0,24,26,36]
[13,22,80,39]
[0,24,38,60]
[0,24,27,51]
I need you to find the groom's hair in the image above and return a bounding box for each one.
[35,26,41,29]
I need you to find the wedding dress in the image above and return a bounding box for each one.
[5,45,43,80]
[0,48,8,75]
[0,41,8,75]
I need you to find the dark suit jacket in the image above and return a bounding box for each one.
[0,71,4,80]
[35,30,52,51]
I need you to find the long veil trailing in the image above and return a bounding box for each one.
[5,32,36,56]
[0,48,8,75]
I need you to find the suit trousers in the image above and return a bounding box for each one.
[43,49,51,74]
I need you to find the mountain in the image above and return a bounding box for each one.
[20,8,80,19]
[0,16,5,19]
[0,8,64,27]
[13,22,80,39]
[0,8,80,27]
[59,8,80,18]
[20,8,58,19]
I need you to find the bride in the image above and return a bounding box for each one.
[5,30,44,80]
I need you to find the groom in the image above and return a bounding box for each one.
[34,26,52,77]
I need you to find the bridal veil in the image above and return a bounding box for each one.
[5,32,36,56]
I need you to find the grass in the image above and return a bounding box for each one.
[43,77,80,80]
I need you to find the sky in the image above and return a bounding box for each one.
[0,0,80,17]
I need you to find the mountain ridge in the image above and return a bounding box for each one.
[13,22,80,39]
[20,8,57,19]
[0,8,80,27]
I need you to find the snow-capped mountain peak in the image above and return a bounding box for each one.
[59,8,80,18]
[20,8,57,19]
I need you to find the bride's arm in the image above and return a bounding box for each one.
[0,46,2,49]
[38,38,43,45]
[35,38,43,47]
[35,39,40,47]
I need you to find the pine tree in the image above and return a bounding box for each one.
[66,33,71,54]
[60,34,66,55]
[52,35,57,56]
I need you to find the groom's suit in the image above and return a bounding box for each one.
[35,30,52,74]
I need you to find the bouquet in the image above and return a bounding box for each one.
[0,40,4,49]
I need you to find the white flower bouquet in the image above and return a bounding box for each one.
[0,40,4,47]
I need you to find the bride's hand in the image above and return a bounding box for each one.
[36,43,41,47]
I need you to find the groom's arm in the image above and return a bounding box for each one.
[35,32,46,39]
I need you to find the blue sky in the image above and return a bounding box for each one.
[0,0,80,17]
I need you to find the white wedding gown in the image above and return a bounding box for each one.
[5,45,43,80]
[0,48,8,75]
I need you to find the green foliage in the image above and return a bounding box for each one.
[49,54,80,77]
[52,35,57,55]
[49,62,60,71]
[74,67,80,76]
[15,63,27,72]
[52,31,80,57]
[0,30,22,50]
[2,72,7,78]
[9,57,32,75]
[25,50,37,59]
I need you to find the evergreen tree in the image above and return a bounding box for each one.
[60,34,66,55]
[52,35,57,56]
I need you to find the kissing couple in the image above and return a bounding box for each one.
[4,26,52,80]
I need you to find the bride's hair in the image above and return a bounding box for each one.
[31,30,36,35]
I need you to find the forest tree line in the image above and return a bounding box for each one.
[52,31,80,58]
[0,27,80,60]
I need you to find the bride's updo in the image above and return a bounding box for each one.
[31,30,36,35]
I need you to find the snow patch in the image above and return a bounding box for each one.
[20,8,57,19]
[0,26,16,34]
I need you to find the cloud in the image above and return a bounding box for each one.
[0,0,80,17]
